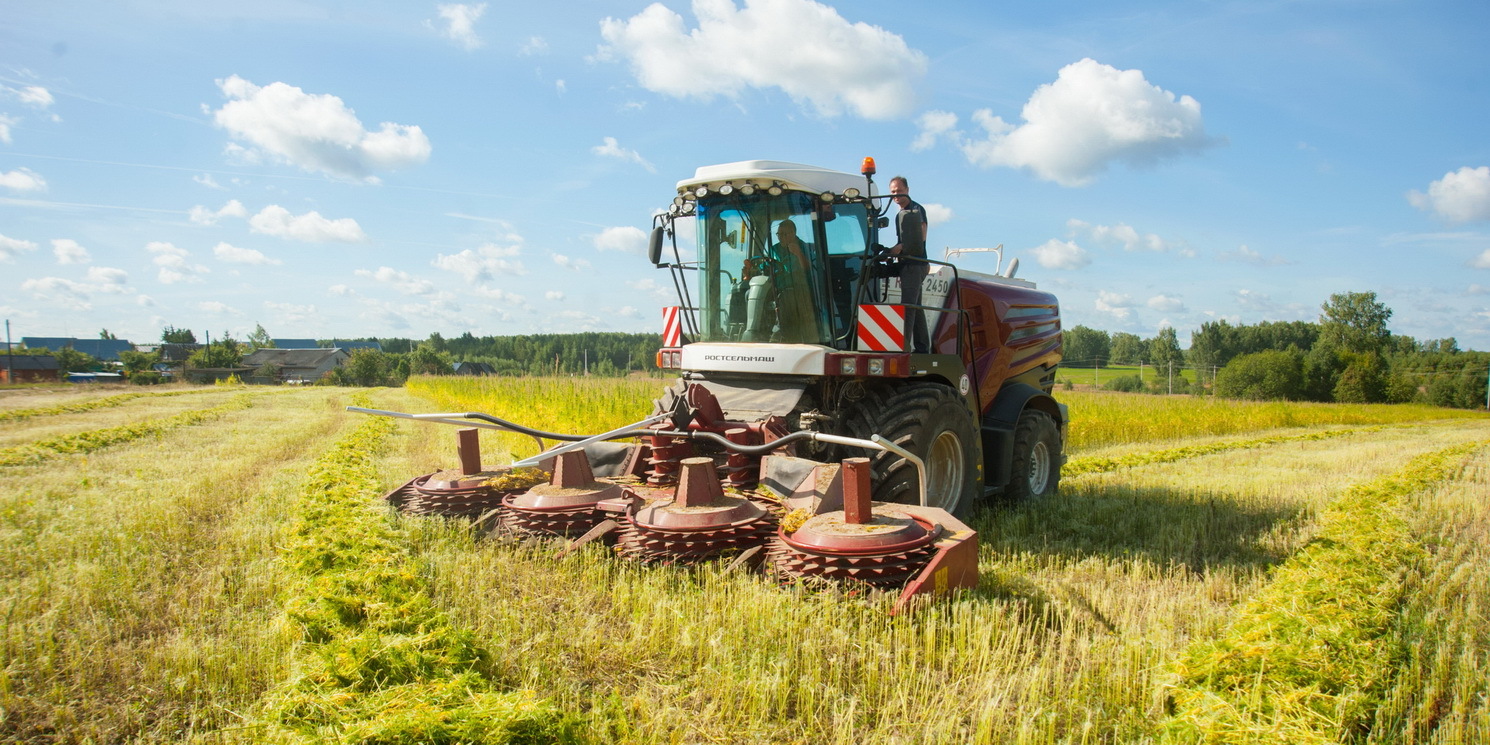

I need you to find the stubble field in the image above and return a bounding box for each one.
[0,379,1485,744]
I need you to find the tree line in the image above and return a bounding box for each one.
[1062,291,1488,409]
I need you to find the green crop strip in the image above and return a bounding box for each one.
[0,392,256,467]
[257,393,574,744]
[1063,424,1398,478]
[1158,439,1489,743]
[0,388,208,424]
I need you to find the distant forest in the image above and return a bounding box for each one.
[367,331,663,377]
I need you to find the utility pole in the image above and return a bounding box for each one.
[1139,361,1144,383]
[1168,361,1174,395]
[1094,360,1099,387]
[4,320,12,384]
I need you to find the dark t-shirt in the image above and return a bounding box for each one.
[896,199,927,259]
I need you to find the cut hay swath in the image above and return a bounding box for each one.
[1160,439,1490,743]
[256,391,575,744]
[0,388,210,424]
[0,392,256,467]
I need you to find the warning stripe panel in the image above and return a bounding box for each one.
[661,306,682,347]
[856,304,905,352]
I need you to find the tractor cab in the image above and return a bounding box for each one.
[654,160,884,352]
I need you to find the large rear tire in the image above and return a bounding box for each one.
[843,382,982,517]
[1005,409,1061,502]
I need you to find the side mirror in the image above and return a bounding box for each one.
[648,226,666,266]
[875,217,889,229]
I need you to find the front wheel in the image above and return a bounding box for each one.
[843,383,982,517]
[1005,409,1061,502]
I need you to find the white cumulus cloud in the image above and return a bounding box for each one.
[592,136,655,172]
[545,290,565,301]
[432,242,525,281]
[0,167,47,192]
[1218,244,1289,266]
[52,238,90,265]
[433,3,486,50]
[1472,249,1490,270]
[249,205,367,242]
[1030,239,1090,269]
[594,225,649,254]
[551,253,591,271]
[960,59,1212,186]
[147,241,210,284]
[922,203,953,227]
[211,76,431,182]
[0,114,15,145]
[1408,166,1490,224]
[1147,294,1185,312]
[189,199,248,226]
[355,266,436,295]
[20,277,92,310]
[1067,219,1180,253]
[911,110,959,151]
[0,233,38,262]
[598,0,927,120]
[1095,290,1134,320]
[214,241,281,265]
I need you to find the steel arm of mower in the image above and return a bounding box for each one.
[348,406,926,506]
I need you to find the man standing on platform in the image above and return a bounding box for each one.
[888,175,929,353]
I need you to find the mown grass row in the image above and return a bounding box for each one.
[1160,439,1489,743]
[256,393,574,744]
[0,387,206,423]
[0,392,256,467]
[1063,423,1400,478]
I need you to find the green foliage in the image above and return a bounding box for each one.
[1333,351,1387,404]
[247,323,274,350]
[129,371,163,385]
[1318,290,1393,355]
[1109,332,1146,365]
[1103,374,1145,393]
[188,335,243,368]
[98,328,116,340]
[118,349,158,374]
[406,344,454,376]
[1064,423,1393,477]
[333,348,400,387]
[1147,326,1183,371]
[1215,349,1305,401]
[1063,325,1111,366]
[160,325,197,344]
[53,346,97,373]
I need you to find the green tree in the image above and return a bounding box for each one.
[161,325,197,344]
[1318,291,1392,355]
[1147,327,1183,373]
[118,349,159,375]
[54,347,98,373]
[1332,351,1387,403]
[247,323,273,350]
[1109,332,1146,365]
[406,344,453,376]
[335,349,395,386]
[98,328,117,340]
[188,335,243,368]
[1187,319,1238,370]
[1302,345,1344,402]
[1062,326,1111,367]
[1215,349,1305,401]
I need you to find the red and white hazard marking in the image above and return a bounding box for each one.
[856,304,905,352]
[661,306,682,347]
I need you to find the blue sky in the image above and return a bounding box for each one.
[3,0,1489,349]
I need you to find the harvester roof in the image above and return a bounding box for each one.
[677,160,866,198]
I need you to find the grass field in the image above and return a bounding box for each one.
[0,379,1486,743]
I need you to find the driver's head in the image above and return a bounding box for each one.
[776,220,798,243]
